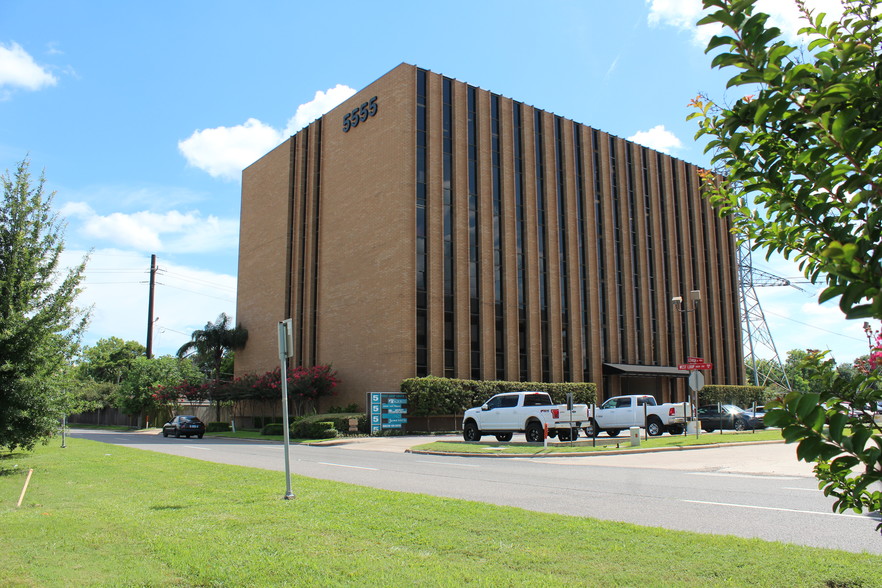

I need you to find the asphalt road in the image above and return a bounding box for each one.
[69,429,882,555]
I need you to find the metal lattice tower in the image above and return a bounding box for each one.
[738,240,798,390]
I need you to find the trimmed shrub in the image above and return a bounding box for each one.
[260,422,284,436]
[699,385,773,407]
[401,376,597,416]
[293,419,337,439]
[206,422,231,433]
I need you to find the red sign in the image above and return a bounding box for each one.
[679,363,713,371]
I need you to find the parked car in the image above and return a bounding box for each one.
[741,405,766,426]
[163,415,205,439]
[698,404,763,432]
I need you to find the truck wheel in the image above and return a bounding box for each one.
[734,419,746,431]
[646,416,663,437]
[606,429,620,438]
[558,428,571,442]
[494,433,513,442]
[584,420,598,437]
[463,421,482,442]
[525,422,544,443]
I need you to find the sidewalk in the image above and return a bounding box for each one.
[318,433,815,478]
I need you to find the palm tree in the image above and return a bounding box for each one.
[177,313,248,419]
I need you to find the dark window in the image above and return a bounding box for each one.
[608,136,625,361]
[523,393,553,406]
[573,123,590,381]
[442,77,455,378]
[491,94,506,380]
[416,69,429,377]
[554,116,571,381]
[534,110,551,382]
[499,395,519,408]
[513,102,528,381]
[467,86,481,380]
[592,130,608,360]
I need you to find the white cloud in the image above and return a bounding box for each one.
[628,125,683,154]
[179,84,356,182]
[178,118,284,182]
[647,0,845,45]
[64,249,237,358]
[0,41,58,94]
[62,202,238,253]
[283,84,357,136]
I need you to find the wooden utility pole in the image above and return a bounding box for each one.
[146,254,157,359]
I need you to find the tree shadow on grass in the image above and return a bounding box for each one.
[0,452,28,476]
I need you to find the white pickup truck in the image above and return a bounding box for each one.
[588,395,692,437]
[462,391,589,443]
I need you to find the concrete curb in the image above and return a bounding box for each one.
[405,439,786,458]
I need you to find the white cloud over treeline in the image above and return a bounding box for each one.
[61,202,238,254]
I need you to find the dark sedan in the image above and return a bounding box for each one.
[162,415,205,439]
[698,404,764,432]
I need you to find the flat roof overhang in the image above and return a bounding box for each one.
[603,363,690,378]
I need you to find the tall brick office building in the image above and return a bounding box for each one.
[235,63,744,410]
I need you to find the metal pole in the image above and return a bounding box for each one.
[279,322,295,500]
[146,254,157,359]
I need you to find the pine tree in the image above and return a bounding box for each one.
[0,159,90,451]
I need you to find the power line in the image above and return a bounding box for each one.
[158,283,235,303]
[760,307,867,343]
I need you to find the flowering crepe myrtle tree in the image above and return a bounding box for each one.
[689,0,882,531]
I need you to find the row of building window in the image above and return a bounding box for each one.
[414,69,734,383]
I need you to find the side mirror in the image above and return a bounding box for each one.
[481,404,489,411]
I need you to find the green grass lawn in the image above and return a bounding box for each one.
[412,429,787,455]
[2,439,880,587]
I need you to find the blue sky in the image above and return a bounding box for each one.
[1,0,872,366]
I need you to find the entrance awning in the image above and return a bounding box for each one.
[603,363,689,377]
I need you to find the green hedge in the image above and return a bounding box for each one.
[260,416,358,438]
[293,420,337,439]
[205,422,231,433]
[260,422,285,436]
[699,385,774,407]
[400,376,597,416]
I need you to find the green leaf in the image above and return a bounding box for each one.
[795,393,821,420]
[796,436,824,462]
[828,411,848,442]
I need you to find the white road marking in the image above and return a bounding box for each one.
[317,462,378,471]
[183,446,211,451]
[686,472,798,480]
[682,499,869,519]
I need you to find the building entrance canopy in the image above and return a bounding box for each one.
[602,363,690,378]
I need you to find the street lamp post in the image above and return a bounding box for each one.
[673,290,702,437]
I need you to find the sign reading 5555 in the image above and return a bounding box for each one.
[342,96,378,132]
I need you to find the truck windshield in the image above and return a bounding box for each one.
[522,393,553,406]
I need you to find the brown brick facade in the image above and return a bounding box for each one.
[236,63,743,410]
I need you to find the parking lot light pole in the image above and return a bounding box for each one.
[278,320,295,500]
[672,290,702,437]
